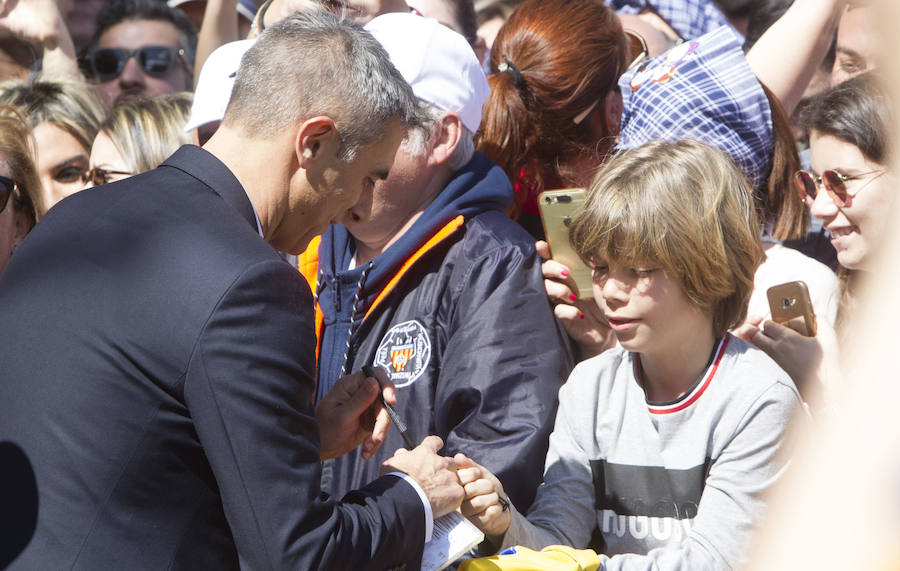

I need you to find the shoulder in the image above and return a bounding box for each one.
[757,246,839,289]
[560,348,631,402]
[716,335,802,409]
[461,211,538,258]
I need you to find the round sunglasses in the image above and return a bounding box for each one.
[87,46,187,81]
[82,167,133,187]
[793,168,886,208]
[0,175,16,214]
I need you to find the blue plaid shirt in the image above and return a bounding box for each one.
[615,26,773,189]
[606,0,740,42]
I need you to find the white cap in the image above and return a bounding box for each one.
[168,0,257,22]
[184,39,255,133]
[365,12,490,134]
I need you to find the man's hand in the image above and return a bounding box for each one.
[316,367,397,461]
[381,436,464,518]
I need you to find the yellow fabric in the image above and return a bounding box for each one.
[459,545,602,571]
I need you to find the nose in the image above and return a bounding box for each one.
[599,270,630,307]
[809,183,839,223]
[116,56,146,90]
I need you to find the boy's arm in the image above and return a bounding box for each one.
[498,363,602,551]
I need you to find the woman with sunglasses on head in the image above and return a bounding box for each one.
[0,76,106,216]
[0,104,39,277]
[84,92,193,188]
[737,73,893,413]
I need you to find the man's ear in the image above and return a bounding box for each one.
[295,116,341,169]
[428,112,463,167]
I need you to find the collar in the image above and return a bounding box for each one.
[161,145,262,237]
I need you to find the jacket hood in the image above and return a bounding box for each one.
[318,151,512,299]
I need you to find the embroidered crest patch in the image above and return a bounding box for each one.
[629,40,700,92]
[373,320,431,388]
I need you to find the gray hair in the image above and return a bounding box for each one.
[225,10,423,161]
[401,102,476,171]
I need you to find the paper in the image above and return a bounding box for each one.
[421,511,485,571]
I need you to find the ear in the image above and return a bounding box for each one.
[11,204,32,252]
[427,112,463,167]
[295,116,341,170]
[601,89,623,138]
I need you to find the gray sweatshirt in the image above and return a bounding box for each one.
[502,335,804,570]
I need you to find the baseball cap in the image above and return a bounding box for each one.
[184,39,255,132]
[168,0,258,22]
[615,26,773,189]
[365,12,490,134]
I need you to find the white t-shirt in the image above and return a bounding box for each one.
[748,243,840,326]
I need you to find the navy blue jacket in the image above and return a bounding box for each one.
[308,152,574,510]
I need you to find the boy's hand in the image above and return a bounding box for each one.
[455,453,512,542]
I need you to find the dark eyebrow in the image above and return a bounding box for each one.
[835,46,864,60]
[51,155,89,171]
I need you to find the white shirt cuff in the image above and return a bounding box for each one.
[385,472,433,542]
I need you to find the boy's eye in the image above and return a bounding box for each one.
[591,265,608,279]
[633,268,656,277]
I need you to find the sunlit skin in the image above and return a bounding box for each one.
[85,130,133,189]
[32,122,90,212]
[806,131,893,271]
[831,6,878,86]
[592,259,714,402]
[275,118,407,255]
[95,20,192,107]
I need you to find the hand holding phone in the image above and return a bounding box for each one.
[766,281,817,337]
[538,189,593,299]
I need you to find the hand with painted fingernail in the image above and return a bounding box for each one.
[536,240,616,359]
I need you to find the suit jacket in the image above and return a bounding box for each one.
[0,146,425,570]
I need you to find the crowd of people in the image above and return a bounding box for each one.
[0,0,893,569]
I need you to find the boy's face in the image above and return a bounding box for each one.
[592,258,710,361]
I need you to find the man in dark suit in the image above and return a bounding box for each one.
[0,11,463,570]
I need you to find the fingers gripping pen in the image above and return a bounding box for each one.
[363,365,416,450]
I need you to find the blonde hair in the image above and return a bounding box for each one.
[0,104,39,228]
[570,140,764,337]
[0,76,105,154]
[101,93,193,174]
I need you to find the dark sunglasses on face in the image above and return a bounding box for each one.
[794,168,886,208]
[82,167,133,186]
[0,175,14,214]
[88,46,186,81]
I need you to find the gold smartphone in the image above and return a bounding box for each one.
[538,189,593,300]
[767,280,817,337]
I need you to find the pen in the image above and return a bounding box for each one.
[363,365,416,450]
